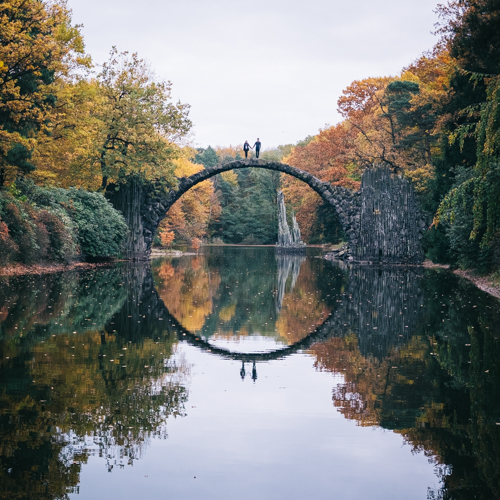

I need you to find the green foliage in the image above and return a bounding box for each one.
[25,184,128,258]
[64,189,128,258]
[98,48,191,191]
[415,2,500,272]
[434,167,492,271]
[422,225,453,264]
[209,168,279,244]
[308,201,345,244]
[434,74,500,271]
[0,193,47,264]
[194,146,219,168]
[442,0,500,75]
[0,181,128,265]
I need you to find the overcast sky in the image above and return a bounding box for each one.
[69,0,441,149]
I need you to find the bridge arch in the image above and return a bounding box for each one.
[165,158,355,215]
[150,159,360,255]
[107,162,424,263]
[163,302,343,363]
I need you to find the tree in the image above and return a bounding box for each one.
[436,0,500,75]
[156,150,215,246]
[31,79,103,189]
[194,146,218,169]
[430,0,500,271]
[282,127,360,243]
[94,49,192,258]
[97,48,191,190]
[0,0,89,186]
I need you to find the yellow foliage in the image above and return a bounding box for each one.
[404,164,436,194]
[219,303,236,323]
[158,149,215,244]
[220,170,238,186]
[154,259,221,333]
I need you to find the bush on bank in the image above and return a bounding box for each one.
[0,182,128,266]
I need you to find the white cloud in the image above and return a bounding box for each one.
[70,0,440,148]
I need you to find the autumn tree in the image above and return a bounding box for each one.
[282,126,359,243]
[89,49,192,258]
[31,79,102,189]
[0,0,89,186]
[156,150,215,246]
[97,48,191,190]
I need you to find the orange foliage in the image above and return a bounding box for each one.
[275,282,331,345]
[154,258,221,332]
[159,228,175,247]
[311,334,430,427]
[191,238,201,250]
[282,123,361,241]
[157,152,215,246]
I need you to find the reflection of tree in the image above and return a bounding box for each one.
[0,266,188,500]
[154,256,221,332]
[0,266,128,348]
[311,269,500,500]
[153,247,340,346]
[275,259,333,345]
[314,333,441,429]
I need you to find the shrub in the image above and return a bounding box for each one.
[1,201,39,264]
[0,220,18,265]
[18,181,128,259]
[37,210,77,262]
[62,189,128,258]
[240,234,260,245]
[33,212,50,261]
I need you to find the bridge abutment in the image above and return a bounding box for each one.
[352,168,426,264]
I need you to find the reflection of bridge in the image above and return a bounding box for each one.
[106,264,425,364]
[164,303,342,362]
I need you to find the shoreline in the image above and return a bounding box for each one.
[1,253,499,301]
[0,261,115,277]
[423,260,500,300]
[452,269,500,300]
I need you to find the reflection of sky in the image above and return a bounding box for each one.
[207,335,288,354]
[72,344,437,500]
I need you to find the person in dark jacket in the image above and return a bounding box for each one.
[243,140,251,158]
[253,138,261,158]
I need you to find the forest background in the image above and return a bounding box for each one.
[1,0,500,274]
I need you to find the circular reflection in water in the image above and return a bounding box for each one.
[152,247,343,353]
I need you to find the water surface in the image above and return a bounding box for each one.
[0,247,499,499]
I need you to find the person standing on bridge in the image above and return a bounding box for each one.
[243,140,251,158]
[253,138,261,158]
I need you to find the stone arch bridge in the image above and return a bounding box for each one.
[107,159,427,264]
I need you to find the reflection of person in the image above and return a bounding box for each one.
[243,140,251,158]
[253,138,261,158]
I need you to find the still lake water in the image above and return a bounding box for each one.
[1,247,499,500]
